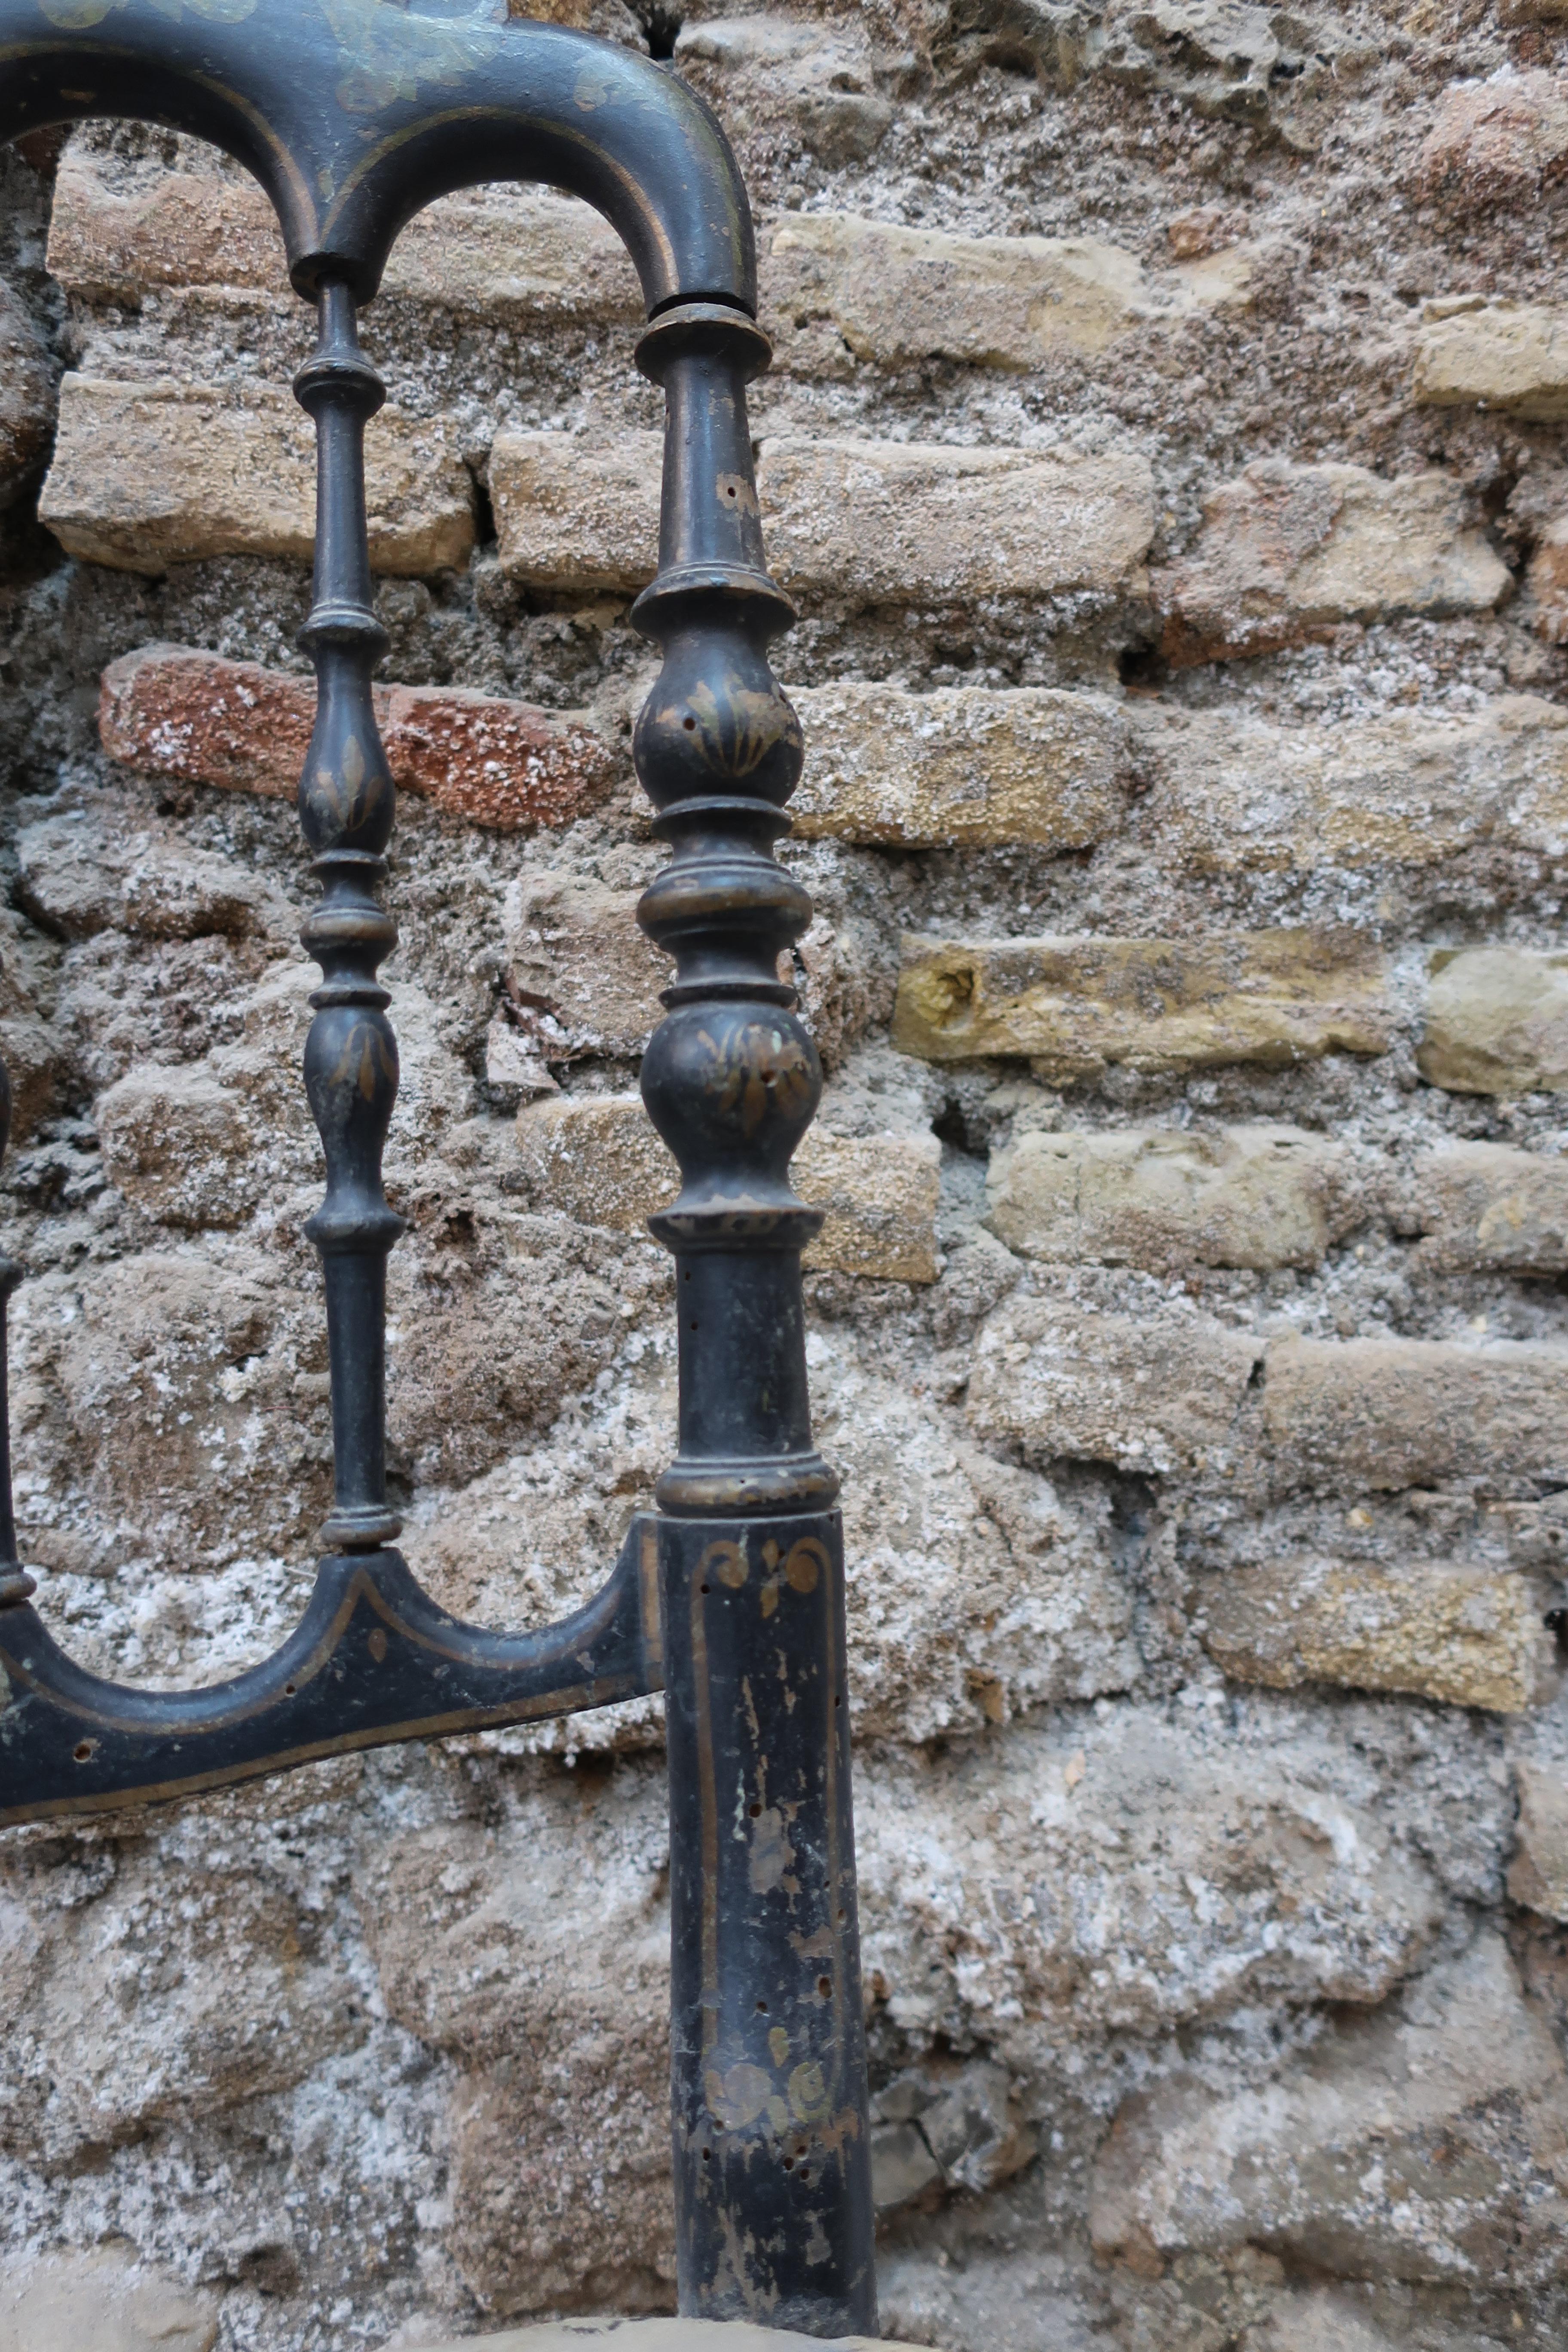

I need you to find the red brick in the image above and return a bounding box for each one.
[98,644,620,832]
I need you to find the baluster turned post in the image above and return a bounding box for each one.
[633,304,878,2337]
[293,280,404,1554]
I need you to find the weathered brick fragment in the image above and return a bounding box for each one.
[0,281,53,506]
[789,683,1130,847]
[40,377,474,574]
[1401,1140,1568,1274]
[514,1094,942,1281]
[1262,1334,1568,1491]
[1418,945,1568,1096]
[98,645,618,830]
[1153,459,1508,664]
[1417,68,1568,212]
[490,430,1155,604]
[1132,692,1568,870]
[986,1124,1357,1272]
[1201,1555,1554,1712]
[893,930,1394,1073]
[1414,300,1568,419]
[968,1298,1262,1475]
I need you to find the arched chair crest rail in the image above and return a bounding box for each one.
[0,2,876,2333]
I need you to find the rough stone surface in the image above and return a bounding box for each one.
[1262,1334,1568,1493]
[502,876,669,1060]
[893,930,1395,1072]
[513,1093,942,1284]
[1154,460,1511,665]
[985,1124,1358,1271]
[1400,1139,1568,1274]
[1414,300,1568,419]
[1130,691,1568,873]
[493,431,1154,605]
[790,682,1130,847]
[1090,1931,1568,2294]
[99,643,620,830]
[40,377,475,574]
[1418,944,1568,1096]
[1509,1760,1568,1921]
[0,279,52,507]
[1417,67,1568,212]
[404,2327,898,2352]
[1200,1554,1556,1712]
[0,2247,220,2352]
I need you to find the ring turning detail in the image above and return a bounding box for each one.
[0,2,875,2335]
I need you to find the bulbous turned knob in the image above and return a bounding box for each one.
[634,627,803,815]
[642,1001,822,1227]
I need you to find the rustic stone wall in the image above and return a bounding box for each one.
[4,3,1568,2347]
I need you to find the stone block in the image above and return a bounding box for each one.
[40,375,475,575]
[1418,944,1568,1095]
[492,430,1155,605]
[513,1093,942,1281]
[1414,300,1568,420]
[1132,692,1568,872]
[677,20,895,168]
[402,2327,897,2352]
[1508,1759,1568,1920]
[985,1123,1357,1272]
[1090,1931,1568,2291]
[48,142,638,318]
[1153,459,1509,665]
[1201,1555,1554,1712]
[0,2247,220,2352]
[765,208,1279,376]
[892,929,1395,1073]
[967,1296,1262,1475]
[0,279,52,506]
[99,643,618,829]
[858,1705,1443,2051]
[17,813,277,942]
[1262,1334,1568,1492]
[96,1064,261,1229]
[757,435,1154,605]
[788,681,1130,848]
[1402,1139,1568,1273]
[502,875,669,1059]
[1417,67,1568,212]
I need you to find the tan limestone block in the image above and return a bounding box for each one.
[0,2247,219,2352]
[48,141,639,318]
[502,874,668,1059]
[986,1123,1356,1272]
[401,2315,900,2352]
[98,643,619,829]
[967,1296,1262,1475]
[513,1093,942,1281]
[40,376,475,574]
[490,429,661,594]
[1508,1760,1568,1920]
[1131,692,1568,872]
[1414,300,1568,419]
[756,435,1154,604]
[1403,1139,1568,1274]
[491,430,1154,605]
[892,929,1395,1074]
[1201,1555,1555,1712]
[765,209,1271,375]
[1262,1334,1568,1491]
[1153,459,1509,665]
[1418,943,1568,1095]
[0,279,53,505]
[788,681,1130,847]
